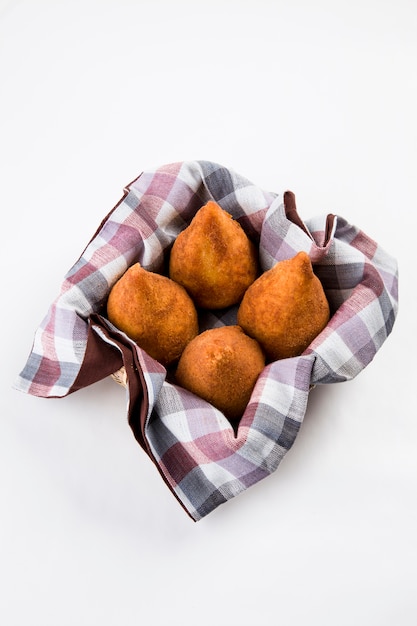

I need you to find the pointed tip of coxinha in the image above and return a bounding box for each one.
[201,200,222,212]
[125,262,149,284]
[191,200,233,226]
[268,250,314,284]
[289,250,314,279]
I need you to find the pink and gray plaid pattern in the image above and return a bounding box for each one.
[14,161,398,520]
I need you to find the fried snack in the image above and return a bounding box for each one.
[237,251,330,361]
[169,200,259,309]
[175,325,265,421]
[107,263,198,365]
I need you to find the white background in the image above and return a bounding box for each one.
[1,1,416,624]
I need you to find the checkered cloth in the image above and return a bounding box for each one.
[14,161,398,521]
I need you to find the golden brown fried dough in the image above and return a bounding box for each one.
[107,263,198,365]
[175,325,265,421]
[169,201,258,309]
[237,251,330,361]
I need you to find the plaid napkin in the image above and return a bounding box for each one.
[14,161,399,521]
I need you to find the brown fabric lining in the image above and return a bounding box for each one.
[284,190,336,249]
[71,314,195,519]
[283,191,311,237]
[70,317,123,392]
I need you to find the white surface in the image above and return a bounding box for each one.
[1,1,416,625]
